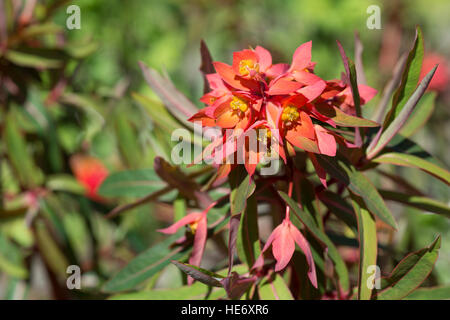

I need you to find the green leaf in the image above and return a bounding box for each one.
[315,105,379,127]
[374,236,441,300]
[5,111,42,187]
[317,191,357,232]
[229,166,256,215]
[109,282,213,300]
[351,194,377,300]
[236,195,261,268]
[98,169,166,198]
[399,92,436,138]
[113,109,142,168]
[403,285,450,300]
[132,92,182,134]
[384,27,424,128]
[259,274,294,300]
[5,50,62,68]
[34,220,69,280]
[103,235,191,292]
[279,191,350,291]
[46,174,85,195]
[379,189,450,218]
[171,261,224,287]
[0,232,28,279]
[367,65,437,159]
[317,156,397,229]
[373,152,450,185]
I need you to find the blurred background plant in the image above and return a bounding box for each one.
[0,0,448,299]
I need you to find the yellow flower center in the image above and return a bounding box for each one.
[239,59,259,76]
[281,105,300,122]
[230,96,249,113]
[189,220,199,234]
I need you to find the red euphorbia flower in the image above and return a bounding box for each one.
[189,41,377,180]
[70,155,109,201]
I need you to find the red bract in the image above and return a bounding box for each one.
[253,218,317,288]
[70,155,109,201]
[157,202,217,283]
[190,41,377,179]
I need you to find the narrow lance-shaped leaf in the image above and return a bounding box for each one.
[354,32,367,85]
[154,157,212,209]
[236,195,261,269]
[399,92,436,138]
[367,65,438,159]
[351,194,377,300]
[372,54,408,123]
[98,169,167,198]
[337,40,363,146]
[383,27,424,128]
[379,189,450,218]
[200,40,215,93]
[109,282,211,300]
[372,152,450,185]
[316,155,397,230]
[314,104,379,128]
[102,234,191,293]
[374,236,441,300]
[171,260,224,287]
[403,285,450,300]
[139,61,198,128]
[229,166,256,215]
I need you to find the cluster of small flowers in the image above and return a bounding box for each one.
[190,41,377,181]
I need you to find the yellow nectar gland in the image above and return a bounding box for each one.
[230,96,249,117]
[239,59,259,76]
[281,105,300,123]
[189,220,199,234]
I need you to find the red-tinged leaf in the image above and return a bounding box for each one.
[374,236,441,300]
[383,27,424,128]
[316,155,397,230]
[399,91,436,138]
[354,32,367,85]
[336,40,363,146]
[171,261,224,287]
[220,272,256,300]
[372,54,408,123]
[372,152,450,185]
[227,214,241,274]
[404,285,450,300]
[200,40,215,93]
[154,157,212,208]
[139,61,198,127]
[379,189,450,218]
[315,105,379,128]
[229,166,256,215]
[351,194,377,300]
[367,65,438,159]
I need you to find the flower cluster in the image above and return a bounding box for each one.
[161,42,378,286]
[189,41,377,180]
